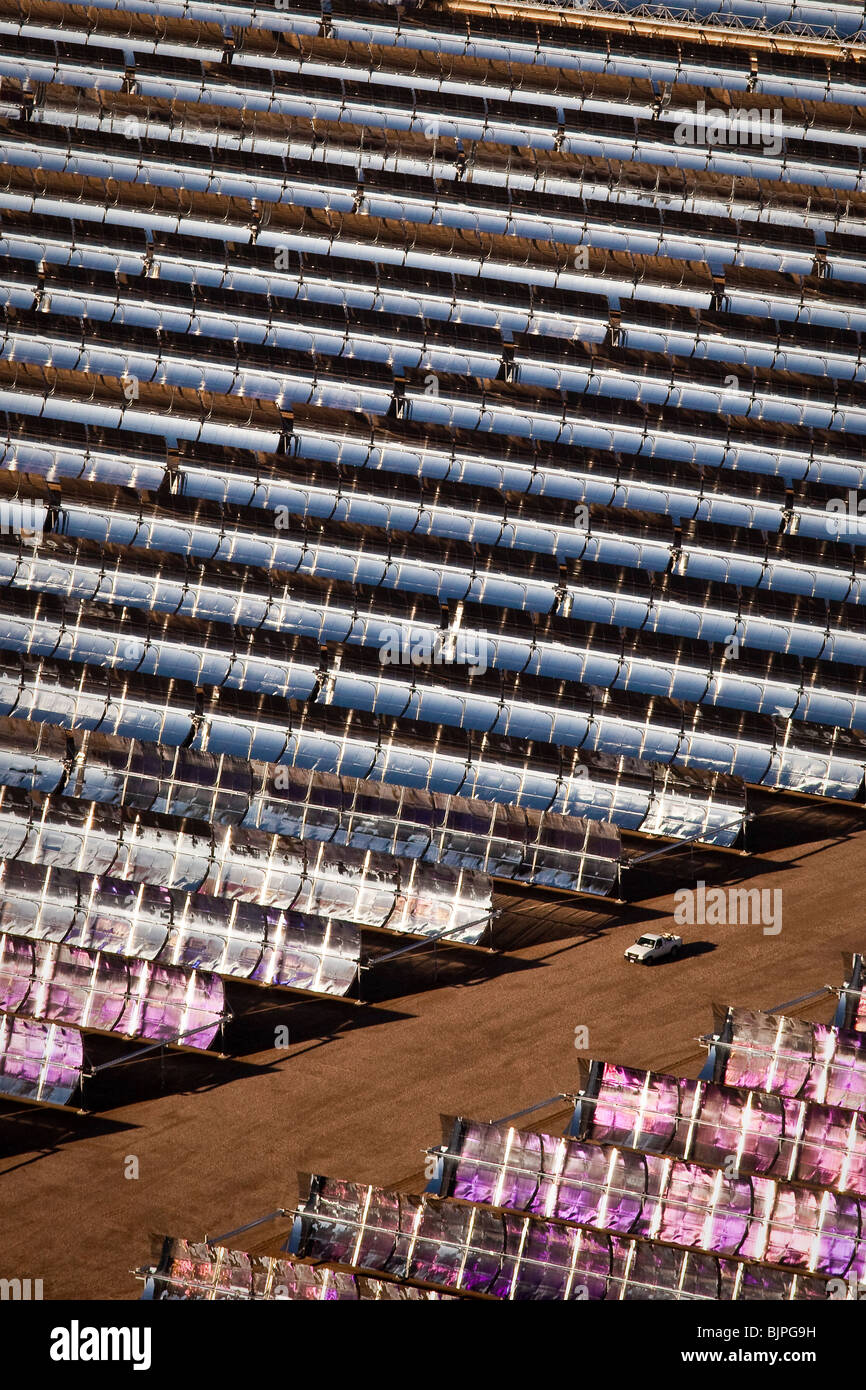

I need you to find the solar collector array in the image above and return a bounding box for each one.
[572,1059,866,1195]
[142,1238,457,1300]
[435,1117,866,1277]
[0,857,361,996]
[0,0,862,897]
[0,786,492,943]
[0,722,621,893]
[291,1174,838,1297]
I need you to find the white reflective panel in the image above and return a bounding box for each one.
[0,860,169,958]
[0,790,492,942]
[0,836,362,994]
[0,1011,83,1106]
[0,932,224,1048]
[763,750,865,797]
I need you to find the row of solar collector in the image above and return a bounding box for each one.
[0,786,491,941]
[6,358,866,516]
[0,932,226,1052]
[6,122,864,261]
[0,957,217,1079]
[5,131,865,282]
[0,804,602,1107]
[6,430,866,783]
[11,0,866,52]
[0,809,501,1102]
[1,43,866,834]
[5,193,865,339]
[704,1006,866,1107]
[11,419,866,622]
[4,25,865,157]
[15,45,866,245]
[7,322,866,542]
[430,1117,866,1273]
[0,120,852,271]
[2,581,863,802]
[294,1120,866,1287]
[0,651,749,843]
[0,575,855,803]
[142,1241,457,1300]
[10,514,866,686]
[35,0,866,96]
[21,463,866,627]
[5,545,866,758]
[6,274,866,439]
[318,0,866,46]
[6,322,866,492]
[0,947,228,1103]
[0,858,359,996]
[143,1229,833,1301]
[5,48,865,189]
[20,486,866,653]
[6,246,865,386]
[146,1097,866,1299]
[286,1175,850,1295]
[0,663,739,851]
[569,1057,866,1194]
[531,0,866,41]
[5,522,866,711]
[283,1005,866,1292]
[0,719,622,894]
[11,251,863,387]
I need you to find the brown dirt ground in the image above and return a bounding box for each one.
[1,813,863,1299]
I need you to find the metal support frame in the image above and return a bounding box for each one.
[83,1014,233,1076]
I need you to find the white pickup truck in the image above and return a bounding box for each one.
[624,932,683,965]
